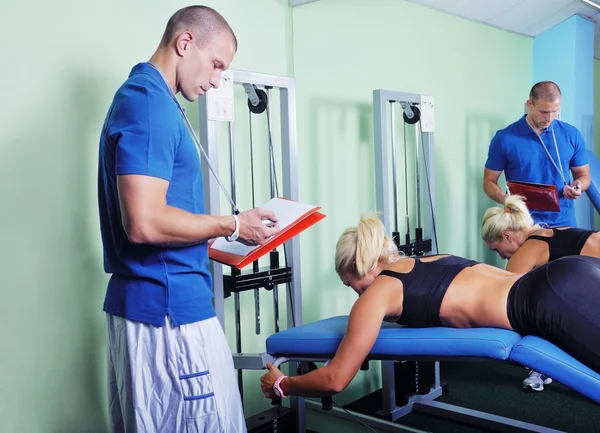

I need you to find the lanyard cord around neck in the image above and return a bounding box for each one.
[147,61,240,214]
[526,117,568,186]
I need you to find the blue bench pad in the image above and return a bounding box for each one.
[266,316,521,360]
[510,336,600,403]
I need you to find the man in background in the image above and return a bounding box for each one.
[482,80,590,392]
[483,81,590,228]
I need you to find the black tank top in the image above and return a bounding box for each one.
[379,255,478,328]
[526,228,595,262]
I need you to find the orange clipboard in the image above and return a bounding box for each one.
[506,180,560,212]
[209,198,326,269]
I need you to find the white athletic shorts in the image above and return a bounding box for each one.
[106,313,247,433]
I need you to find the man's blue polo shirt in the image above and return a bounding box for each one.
[485,115,587,227]
[97,62,215,327]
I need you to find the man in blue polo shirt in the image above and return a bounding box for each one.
[483,81,590,393]
[483,81,590,228]
[97,6,279,433]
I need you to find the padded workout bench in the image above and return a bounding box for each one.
[262,315,600,433]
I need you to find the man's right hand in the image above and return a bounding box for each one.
[563,181,583,200]
[237,208,281,246]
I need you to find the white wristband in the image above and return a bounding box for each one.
[226,215,239,242]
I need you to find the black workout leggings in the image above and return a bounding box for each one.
[507,255,600,373]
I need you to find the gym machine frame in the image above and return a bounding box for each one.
[375,89,444,422]
[374,89,436,257]
[365,90,559,433]
[198,70,305,432]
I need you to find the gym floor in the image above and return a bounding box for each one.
[342,361,599,433]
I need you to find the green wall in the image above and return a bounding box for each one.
[3,0,596,432]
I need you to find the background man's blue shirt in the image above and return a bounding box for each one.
[485,115,587,227]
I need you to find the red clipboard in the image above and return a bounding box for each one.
[506,181,560,212]
[209,198,326,269]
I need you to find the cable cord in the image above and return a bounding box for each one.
[265,87,281,200]
[260,88,296,328]
[403,121,411,243]
[147,61,240,213]
[249,110,257,209]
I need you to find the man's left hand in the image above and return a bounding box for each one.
[563,180,583,200]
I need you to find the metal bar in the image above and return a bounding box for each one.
[265,87,280,334]
[232,70,295,90]
[305,400,430,433]
[279,77,305,433]
[433,361,441,388]
[198,93,225,330]
[380,360,397,417]
[262,354,508,363]
[373,90,391,231]
[390,102,399,233]
[414,123,421,228]
[232,353,276,370]
[224,267,292,293]
[386,385,444,421]
[228,122,243,397]
[233,291,243,396]
[421,123,438,254]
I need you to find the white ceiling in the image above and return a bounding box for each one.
[405,0,600,58]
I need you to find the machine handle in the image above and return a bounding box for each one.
[270,357,288,405]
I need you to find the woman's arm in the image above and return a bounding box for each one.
[505,241,548,273]
[260,280,399,398]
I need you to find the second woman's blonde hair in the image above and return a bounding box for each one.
[335,214,403,278]
[481,195,540,242]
